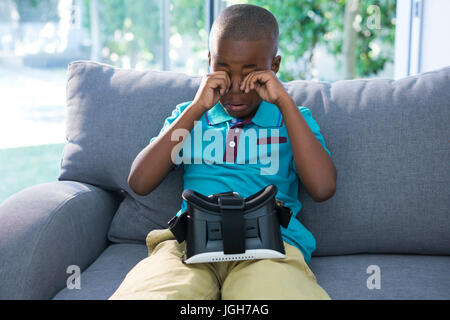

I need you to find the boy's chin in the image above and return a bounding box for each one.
[226,107,253,119]
[223,103,259,120]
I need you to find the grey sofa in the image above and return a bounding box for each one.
[1,60,449,300]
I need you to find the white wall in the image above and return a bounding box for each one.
[394,0,450,79]
[420,0,450,73]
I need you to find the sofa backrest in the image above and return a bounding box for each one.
[59,61,450,256]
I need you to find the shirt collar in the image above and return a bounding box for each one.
[205,100,283,127]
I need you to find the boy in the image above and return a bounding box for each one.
[110,4,336,300]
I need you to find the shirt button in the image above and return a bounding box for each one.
[234,128,240,133]
[229,141,236,148]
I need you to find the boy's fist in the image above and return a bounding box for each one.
[192,71,231,110]
[240,70,290,107]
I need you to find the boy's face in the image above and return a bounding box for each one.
[209,38,281,119]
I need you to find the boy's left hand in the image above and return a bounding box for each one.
[240,70,290,107]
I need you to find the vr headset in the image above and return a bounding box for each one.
[168,184,292,264]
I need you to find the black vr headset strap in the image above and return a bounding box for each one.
[275,199,293,229]
[168,210,188,243]
[218,195,246,254]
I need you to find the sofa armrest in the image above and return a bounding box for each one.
[0,181,121,299]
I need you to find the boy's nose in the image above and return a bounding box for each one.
[229,77,243,93]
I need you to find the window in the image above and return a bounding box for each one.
[85,0,221,74]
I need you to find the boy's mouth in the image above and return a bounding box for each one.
[227,103,249,112]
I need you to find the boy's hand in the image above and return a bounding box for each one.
[240,70,290,107]
[192,71,231,111]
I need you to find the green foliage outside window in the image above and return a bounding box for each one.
[81,0,163,69]
[81,0,396,80]
[244,0,397,80]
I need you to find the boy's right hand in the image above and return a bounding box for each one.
[192,71,231,111]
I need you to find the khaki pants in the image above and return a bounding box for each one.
[109,228,331,300]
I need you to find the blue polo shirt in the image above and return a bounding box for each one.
[149,99,331,263]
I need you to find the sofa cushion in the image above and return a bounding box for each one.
[60,61,450,256]
[309,253,450,300]
[53,244,147,300]
[52,243,450,300]
[291,67,450,256]
[59,61,199,243]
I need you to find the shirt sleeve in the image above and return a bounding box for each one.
[292,106,331,174]
[149,101,191,144]
[148,101,193,170]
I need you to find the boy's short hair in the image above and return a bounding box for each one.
[209,4,279,58]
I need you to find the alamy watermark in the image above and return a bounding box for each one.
[366,5,382,30]
[366,265,381,290]
[66,265,81,290]
[170,121,281,175]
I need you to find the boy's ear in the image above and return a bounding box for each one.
[208,51,211,67]
[271,55,281,74]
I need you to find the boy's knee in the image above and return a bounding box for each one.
[221,256,330,300]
